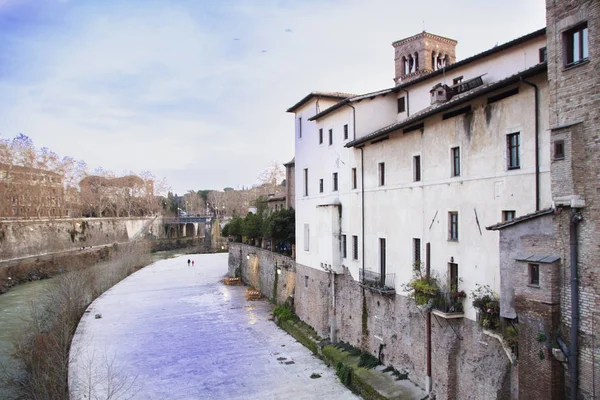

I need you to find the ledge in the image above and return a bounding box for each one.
[431,309,464,319]
[359,283,396,296]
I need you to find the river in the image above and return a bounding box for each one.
[0,249,186,399]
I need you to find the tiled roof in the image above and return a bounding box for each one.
[486,207,555,231]
[286,91,355,113]
[345,62,547,148]
[308,88,395,121]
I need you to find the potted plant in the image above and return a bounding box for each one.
[471,284,500,330]
[404,269,440,310]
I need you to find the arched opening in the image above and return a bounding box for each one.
[168,226,177,239]
[431,51,437,70]
[185,223,195,237]
[414,52,419,71]
[402,56,408,75]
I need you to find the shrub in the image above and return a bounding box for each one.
[404,269,440,309]
[273,305,296,322]
[357,353,380,369]
[471,284,500,330]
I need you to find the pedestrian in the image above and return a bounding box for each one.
[192,260,195,266]
[187,259,191,266]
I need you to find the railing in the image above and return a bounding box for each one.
[359,269,395,294]
[431,291,465,315]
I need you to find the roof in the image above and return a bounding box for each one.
[308,28,546,122]
[267,194,286,202]
[345,62,547,148]
[286,91,355,113]
[308,87,395,121]
[515,254,561,264]
[486,207,554,231]
[392,31,458,47]
[283,157,295,166]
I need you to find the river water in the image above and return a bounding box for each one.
[0,249,186,399]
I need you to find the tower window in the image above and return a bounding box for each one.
[564,23,588,66]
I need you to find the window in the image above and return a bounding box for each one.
[397,97,406,113]
[304,275,309,288]
[344,124,349,140]
[378,162,385,186]
[453,76,463,85]
[503,210,516,222]
[554,140,565,160]
[352,168,357,189]
[352,235,359,260]
[539,47,547,63]
[319,129,323,144]
[341,234,347,258]
[449,263,459,292]
[565,23,588,66]
[319,178,323,193]
[379,238,386,277]
[451,147,460,177]
[332,172,338,191]
[507,133,520,169]
[413,238,421,267]
[298,117,302,138]
[529,263,540,286]
[413,155,421,182]
[303,224,310,251]
[329,129,333,145]
[449,212,458,241]
[303,168,308,196]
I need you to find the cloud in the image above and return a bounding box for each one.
[0,0,546,192]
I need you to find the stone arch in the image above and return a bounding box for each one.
[167,225,177,239]
[185,223,195,237]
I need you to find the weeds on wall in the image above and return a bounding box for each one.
[471,284,500,330]
[1,243,150,399]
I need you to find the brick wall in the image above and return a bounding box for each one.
[546,0,600,397]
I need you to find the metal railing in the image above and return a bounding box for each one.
[359,269,395,293]
[431,291,465,314]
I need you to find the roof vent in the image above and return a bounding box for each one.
[430,83,454,104]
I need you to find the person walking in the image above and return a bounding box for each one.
[192,260,195,266]
[187,259,191,266]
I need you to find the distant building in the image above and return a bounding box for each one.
[284,157,295,209]
[266,193,286,212]
[0,163,65,218]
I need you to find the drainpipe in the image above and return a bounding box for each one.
[346,103,356,141]
[425,242,432,393]
[521,78,540,211]
[569,209,583,400]
[399,87,410,117]
[359,146,365,284]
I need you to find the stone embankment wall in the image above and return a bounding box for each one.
[228,243,295,304]
[0,217,163,261]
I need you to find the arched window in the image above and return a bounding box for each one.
[431,51,437,70]
[402,56,408,75]
[414,52,419,71]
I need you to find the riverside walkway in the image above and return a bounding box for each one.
[69,253,358,399]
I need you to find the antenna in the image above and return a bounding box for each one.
[423,20,426,32]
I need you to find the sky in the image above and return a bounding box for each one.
[0,0,546,194]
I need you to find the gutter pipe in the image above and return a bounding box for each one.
[359,145,365,284]
[425,243,432,393]
[521,78,540,211]
[569,209,583,399]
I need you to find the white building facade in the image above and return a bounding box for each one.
[289,29,552,399]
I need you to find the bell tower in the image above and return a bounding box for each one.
[393,31,458,85]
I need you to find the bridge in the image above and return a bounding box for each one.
[161,215,216,239]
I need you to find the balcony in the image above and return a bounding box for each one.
[431,291,465,319]
[359,269,395,295]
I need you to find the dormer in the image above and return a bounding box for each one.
[393,31,458,84]
[430,83,453,105]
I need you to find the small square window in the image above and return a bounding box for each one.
[341,234,347,258]
[319,129,323,144]
[332,172,338,191]
[304,275,309,288]
[503,210,516,222]
[378,162,385,186]
[554,140,565,160]
[564,23,588,66]
[352,235,359,260]
[352,168,357,189]
[529,263,540,286]
[303,168,308,196]
[397,97,406,113]
[319,178,323,193]
[303,224,310,251]
[413,238,421,267]
[343,124,349,140]
[329,129,333,145]
[298,117,302,138]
